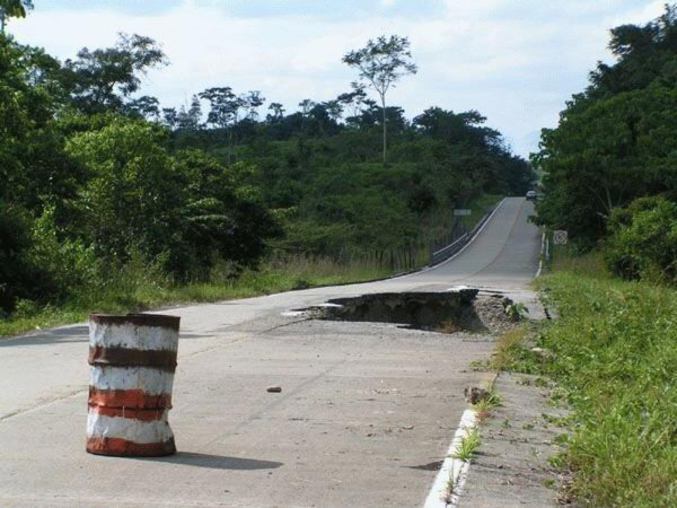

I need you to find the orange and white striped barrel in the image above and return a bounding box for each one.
[86,313,180,457]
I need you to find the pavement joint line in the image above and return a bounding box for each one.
[0,388,86,423]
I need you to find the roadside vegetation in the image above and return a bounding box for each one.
[487,251,676,506]
[495,7,677,505]
[538,255,675,506]
[0,255,392,337]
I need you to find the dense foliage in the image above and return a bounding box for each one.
[604,196,677,283]
[0,23,531,316]
[0,33,279,314]
[534,6,677,252]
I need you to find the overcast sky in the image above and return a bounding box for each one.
[10,0,664,157]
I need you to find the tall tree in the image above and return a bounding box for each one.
[199,86,241,162]
[199,86,238,129]
[266,102,285,122]
[343,35,417,163]
[63,33,167,114]
[176,95,202,131]
[0,0,32,34]
[162,107,178,129]
[241,90,265,120]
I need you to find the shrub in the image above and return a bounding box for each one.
[0,203,43,312]
[604,196,677,284]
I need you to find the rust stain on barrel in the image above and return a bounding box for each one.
[88,387,172,409]
[88,346,177,371]
[86,437,176,457]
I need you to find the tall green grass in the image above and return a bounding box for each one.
[534,258,676,506]
[0,255,391,338]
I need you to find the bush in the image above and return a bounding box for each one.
[0,203,43,312]
[29,205,100,301]
[604,196,677,284]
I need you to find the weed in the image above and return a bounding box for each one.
[533,266,677,506]
[504,301,529,321]
[452,429,481,462]
[548,452,567,469]
[490,326,545,373]
[541,413,569,427]
[469,359,490,371]
[444,463,460,504]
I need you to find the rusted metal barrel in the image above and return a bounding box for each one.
[86,313,180,457]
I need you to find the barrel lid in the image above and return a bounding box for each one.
[89,313,180,330]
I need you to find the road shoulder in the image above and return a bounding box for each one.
[460,372,569,507]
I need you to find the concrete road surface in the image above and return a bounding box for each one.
[0,197,540,507]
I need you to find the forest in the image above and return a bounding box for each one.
[0,5,532,322]
[534,5,677,284]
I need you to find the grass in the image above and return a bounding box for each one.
[0,255,392,338]
[452,428,482,462]
[527,251,677,507]
[472,390,502,423]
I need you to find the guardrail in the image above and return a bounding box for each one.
[429,200,502,266]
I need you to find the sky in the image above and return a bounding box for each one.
[9,0,666,157]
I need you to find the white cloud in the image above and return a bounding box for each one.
[9,0,663,156]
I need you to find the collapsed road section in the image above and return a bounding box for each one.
[297,289,520,334]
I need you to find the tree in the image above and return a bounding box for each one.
[176,150,281,274]
[63,33,167,114]
[0,0,32,34]
[343,35,417,163]
[199,86,242,161]
[267,102,285,122]
[298,99,315,116]
[535,85,677,244]
[534,6,677,245]
[241,90,265,120]
[162,107,178,129]
[126,95,160,121]
[65,119,185,266]
[176,95,202,131]
[337,82,368,125]
[322,100,343,122]
[605,196,677,283]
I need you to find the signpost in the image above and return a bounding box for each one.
[453,209,471,216]
[553,230,568,245]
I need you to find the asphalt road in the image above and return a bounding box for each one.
[0,197,541,507]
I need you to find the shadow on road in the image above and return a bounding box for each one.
[136,452,283,470]
[0,325,89,347]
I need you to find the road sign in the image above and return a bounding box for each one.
[553,230,568,245]
[453,209,471,216]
